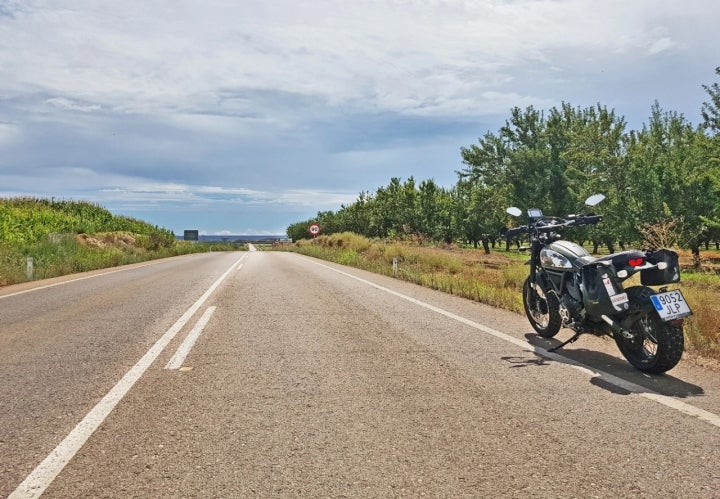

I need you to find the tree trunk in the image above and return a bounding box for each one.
[481,238,491,255]
[691,244,702,269]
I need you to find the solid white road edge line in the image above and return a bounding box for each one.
[309,258,720,430]
[1,252,252,300]
[0,262,159,299]
[165,306,217,370]
[9,254,246,499]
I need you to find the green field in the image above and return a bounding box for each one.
[0,197,241,285]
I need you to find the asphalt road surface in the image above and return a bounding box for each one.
[2,250,720,498]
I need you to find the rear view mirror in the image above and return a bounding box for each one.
[506,207,522,217]
[585,194,606,207]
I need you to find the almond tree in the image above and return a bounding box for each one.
[559,103,629,252]
[701,66,720,134]
[627,102,717,265]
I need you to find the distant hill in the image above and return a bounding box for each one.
[178,234,288,243]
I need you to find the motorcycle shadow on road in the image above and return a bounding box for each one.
[516,332,705,399]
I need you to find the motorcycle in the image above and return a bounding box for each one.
[504,194,691,374]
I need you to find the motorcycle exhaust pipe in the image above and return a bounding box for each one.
[601,314,634,340]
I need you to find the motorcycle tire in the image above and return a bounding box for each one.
[522,276,561,338]
[614,286,684,374]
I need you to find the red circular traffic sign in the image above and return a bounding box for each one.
[308,223,321,236]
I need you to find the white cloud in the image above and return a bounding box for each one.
[648,37,675,55]
[45,97,102,113]
[99,180,357,209]
[4,0,708,120]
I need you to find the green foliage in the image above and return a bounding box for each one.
[702,66,720,134]
[0,197,174,245]
[287,178,459,243]
[625,103,720,260]
[287,220,313,242]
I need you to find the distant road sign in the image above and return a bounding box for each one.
[184,230,199,241]
[308,224,321,236]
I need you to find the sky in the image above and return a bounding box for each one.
[0,1,718,236]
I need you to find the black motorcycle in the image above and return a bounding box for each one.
[504,194,691,374]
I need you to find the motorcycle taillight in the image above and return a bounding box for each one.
[628,257,644,267]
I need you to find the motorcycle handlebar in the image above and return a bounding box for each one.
[576,215,603,226]
[505,226,528,237]
[504,214,602,238]
[540,214,602,231]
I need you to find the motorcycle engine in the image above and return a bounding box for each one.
[559,294,583,326]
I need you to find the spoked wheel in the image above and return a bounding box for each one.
[614,286,684,374]
[522,276,561,338]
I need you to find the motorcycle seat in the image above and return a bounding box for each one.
[583,250,646,268]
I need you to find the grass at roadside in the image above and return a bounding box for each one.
[286,232,525,312]
[282,232,720,361]
[0,233,243,286]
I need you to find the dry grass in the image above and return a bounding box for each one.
[674,249,720,359]
[293,233,525,311]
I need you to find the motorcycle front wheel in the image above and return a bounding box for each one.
[614,286,684,374]
[522,276,561,338]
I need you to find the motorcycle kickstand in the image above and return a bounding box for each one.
[548,331,582,352]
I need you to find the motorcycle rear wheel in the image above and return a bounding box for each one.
[522,276,561,338]
[614,286,684,374]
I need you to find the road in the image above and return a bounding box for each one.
[1,250,720,498]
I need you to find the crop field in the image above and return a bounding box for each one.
[0,198,242,286]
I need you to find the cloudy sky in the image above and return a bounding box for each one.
[1,1,718,235]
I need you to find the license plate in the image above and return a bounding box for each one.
[650,290,692,321]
